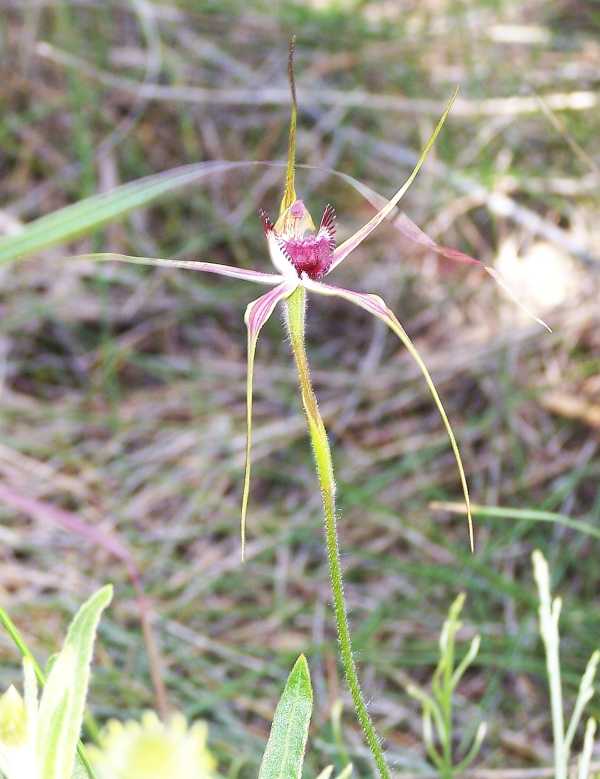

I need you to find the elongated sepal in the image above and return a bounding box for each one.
[329,88,458,272]
[241,282,296,559]
[304,278,474,551]
[391,213,551,332]
[70,253,284,286]
[0,159,275,265]
[279,36,298,218]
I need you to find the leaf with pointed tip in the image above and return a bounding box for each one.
[304,278,474,550]
[0,161,266,265]
[329,88,458,272]
[0,608,97,779]
[38,648,74,779]
[241,282,297,559]
[259,655,313,779]
[38,586,113,779]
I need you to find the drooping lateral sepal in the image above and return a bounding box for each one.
[303,277,474,551]
[241,281,298,559]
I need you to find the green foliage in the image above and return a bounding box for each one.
[0,162,252,264]
[403,593,486,779]
[532,550,599,779]
[0,586,113,779]
[46,586,113,779]
[258,655,313,779]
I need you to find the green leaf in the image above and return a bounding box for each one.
[0,607,98,779]
[259,655,313,779]
[37,586,113,779]
[0,161,250,265]
[38,649,73,779]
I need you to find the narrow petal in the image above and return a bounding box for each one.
[392,213,551,332]
[329,88,458,273]
[71,253,284,286]
[241,281,298,559]
[300,160,549,331]
[304,277,474,551]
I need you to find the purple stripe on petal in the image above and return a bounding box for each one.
[393,213,481,265]
[246,281,292,334]
[319,204,336,252]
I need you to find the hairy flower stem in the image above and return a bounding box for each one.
[285,285,392,779]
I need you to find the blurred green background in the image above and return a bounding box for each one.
[0,0,599,776]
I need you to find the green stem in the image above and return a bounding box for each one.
[441,636,454,777]
[285,286,392,779]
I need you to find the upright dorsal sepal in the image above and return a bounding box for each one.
[279,36,298,224]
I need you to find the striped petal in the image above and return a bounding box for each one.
[72,253,284,286]
[241,281,298,559]
[303,277,474,551]
[328,89,458,274]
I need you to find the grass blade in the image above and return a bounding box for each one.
[0,161,255,264]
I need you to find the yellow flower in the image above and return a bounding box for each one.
[89,711,217,779]
[0,660,39,779]
[0,686,28,747]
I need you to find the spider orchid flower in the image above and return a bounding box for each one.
[244,84,475,562]
[89,70,472,561]
[77,41,496,778]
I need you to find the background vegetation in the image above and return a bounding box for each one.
[0,0,599,776]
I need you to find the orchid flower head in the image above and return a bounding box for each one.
[79,38,545,559]
[81,40,479,557]
[261,201,335,280]
[240,42,477,559]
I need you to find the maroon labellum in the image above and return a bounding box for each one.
[260,201,336,280]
